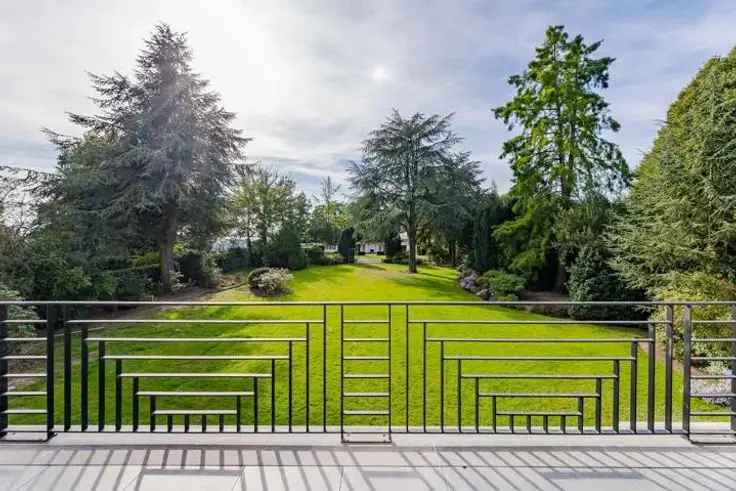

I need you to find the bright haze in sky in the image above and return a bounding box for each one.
[1,0,735,196]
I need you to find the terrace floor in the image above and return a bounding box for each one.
[2,431,736,490]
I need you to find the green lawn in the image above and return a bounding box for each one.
[11,262,720,430]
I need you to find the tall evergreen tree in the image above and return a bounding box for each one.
[425,152,484,265]
[472,186,511,273]
[608,47,736,296]
[65,23,249,292]
[493,25,629,289]
[350,110,460,273]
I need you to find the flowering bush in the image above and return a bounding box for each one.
[251,268,293,295]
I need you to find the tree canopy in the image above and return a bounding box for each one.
[608,47,736,298]
[349,110,463,273]
[62,23,249,292]
[493,25,630,289]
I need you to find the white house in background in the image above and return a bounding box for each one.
[358,240,384,254]
[324,243,338,253]
[399,232,409,252]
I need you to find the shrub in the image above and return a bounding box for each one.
[178,251,221,288]
[263,226,307,270]
[214,247,251,273]
[305,246,340,266]
[384,233,403,258]
[304,245,330,265]
[247,267,271,289]
[651,271,736,360]
[324,253,342,265]
[251,268,293,295]
[338,227,356,263]
[0,283,40,349]
[381,253,425,266]
[478,270,526,300]
[427,242,450,265]
[113,268,151,299]
[567,245,646,320]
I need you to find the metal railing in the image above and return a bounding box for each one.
[1,300,735,442]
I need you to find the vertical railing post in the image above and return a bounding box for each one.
[115,360,122,432]
[46,305,57,439]
[612,360,620,433]
[339,305,344,438]
[682,305,692,435]
[62,306,71,432]
[647,323,656,433]
[305,322,310,432]
[322,304,327,433]
[422,321,427,432]
[132,377,139,432]
[454,359,461,434]
[630,341,638,433]
[595,377,602,433]
[388,304,392,435]
[81,322,88,431]
[731,305,736,432]
[0,304,8,439]
[440,341,445,433]
[288,341,292,432]
[270,359,275,433]
[405,304,409,432]
[665,304,674,433]
[98,341,106,431]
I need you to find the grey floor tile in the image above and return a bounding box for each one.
[13,464,141,491]
[340,465,448,491]
[126,466,242,491]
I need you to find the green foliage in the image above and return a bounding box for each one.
[472,188,511,273]
[214,247,251,273]
[0,283,40,341]
[567,245,645,320]
[608,47,736,297]
[426,241,450,265]
[304,244,338,266]
[384,231,403,259]
[307,177,348,245]
[177,251,221,288]
[229,165,309,249]
[350,110,462,273]
[477,270,526,300]
[382,253,426,266]
[493,25,629,287]
[651,272,736,359]
[60,23,248,292]
[424,152,484,265]
[262,224,307,271]
[111,269,152,300]
[493,198,556,281]
[554,195,617,269]
[338,227,356,263]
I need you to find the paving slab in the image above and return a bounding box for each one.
[1,432,735,490]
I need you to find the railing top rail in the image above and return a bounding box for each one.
[1,300,735,306]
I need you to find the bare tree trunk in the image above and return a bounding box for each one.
[408,222,417,274]
[159,204,178,294]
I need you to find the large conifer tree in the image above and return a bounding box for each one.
[67,23,249,292]
[493,25,629,289]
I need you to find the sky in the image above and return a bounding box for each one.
[2,0,736,197]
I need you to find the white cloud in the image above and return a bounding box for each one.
[1,0,736,196]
